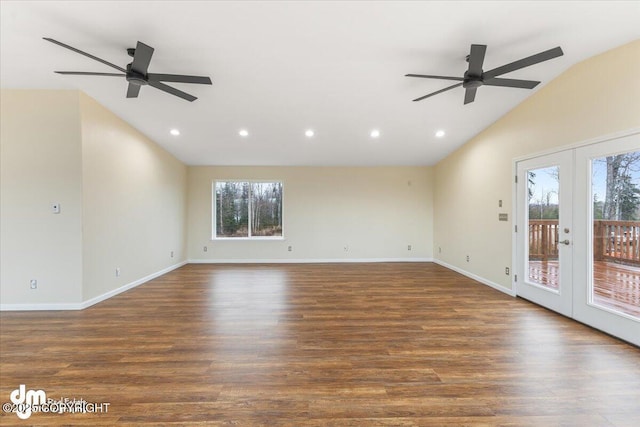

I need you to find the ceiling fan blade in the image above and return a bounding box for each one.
[412,82,463,102]
[464,87,477,104]
[147,73,212,84]
[483,46,563,79]
[466,44,487,76]
[483,77,540,89]
[148,80,197,102]
[130,41,154,75]
[54,71,124,77]
[405,74,464,81]
[127,83,141,98]
[43,38,126,73]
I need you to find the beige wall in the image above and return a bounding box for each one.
[0,90,187,308]
[188,166,433,261]
[434,40,640,291]
[79,93,187,301]
[1,90,84,305]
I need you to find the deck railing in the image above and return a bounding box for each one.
[529,220,559,261]
[529,219,640,266]
[594,220,640,265]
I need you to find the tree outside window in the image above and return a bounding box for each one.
[214,181,283,238]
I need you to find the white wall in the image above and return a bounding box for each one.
[188,166,433,261]
[1,90,84,305]
[434,40,640,292]
[79,93,187,301]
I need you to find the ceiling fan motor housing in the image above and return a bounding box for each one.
[125,63,147,85]
[463,70,483,88]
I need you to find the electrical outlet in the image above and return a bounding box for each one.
[407,244,412,251]
[499,199,503,208]
[52,203,61,214]
[438,247,441,254]
[505,267,510,275]
[203,246,208,252]
[115,268,121,277]
[170,251,174,258]
[344,245,349,252]
[466,255,470,262]
[30,279,37,289]
[288,246,292,252]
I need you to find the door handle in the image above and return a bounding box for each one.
[558,239,570,245]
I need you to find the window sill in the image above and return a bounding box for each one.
[212,237,285,241]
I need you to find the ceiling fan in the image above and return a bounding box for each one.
[406,44,563,105]
[43,38,212,102]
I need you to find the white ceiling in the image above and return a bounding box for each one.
[1,1,639,166]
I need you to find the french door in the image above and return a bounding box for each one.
[516,133,640,346]
[516,151,573,317]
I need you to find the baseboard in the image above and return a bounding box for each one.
[188,257,433,264]
[0,261,188,311]
[79,260,188,309]
[433,259,516,297]
[0,302,84,311]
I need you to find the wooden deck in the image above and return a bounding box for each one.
[528,260,640,318]
[1,263,639,425]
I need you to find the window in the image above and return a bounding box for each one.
[214,181,283,239]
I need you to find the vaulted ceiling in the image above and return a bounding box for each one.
[1,1,639,166]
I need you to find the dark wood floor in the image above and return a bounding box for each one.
[1,263,639,426]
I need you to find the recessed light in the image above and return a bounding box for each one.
[239,129,249,137]
[305,129,315,137]
[370,129,380,138]
[435,130,445,138]
[170,128,180,136]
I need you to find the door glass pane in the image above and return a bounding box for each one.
[527,166,560,290]
[591,152,640,318]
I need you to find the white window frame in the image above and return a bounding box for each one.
[212,180,284,240]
